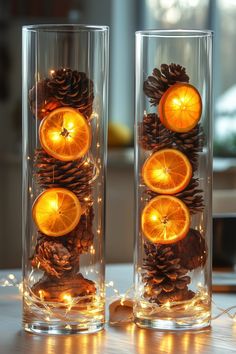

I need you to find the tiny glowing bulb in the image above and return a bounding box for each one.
[62,293,72,303]
[165,301,171,309]
[39,289,46,300]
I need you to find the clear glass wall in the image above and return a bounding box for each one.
[134,30,213,330]
[22,25,109,334]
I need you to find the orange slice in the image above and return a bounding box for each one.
[158,83,202,133]
[32,188,82,237]
[141,195,190,244]
[142,149,192,194]
[39,107,91,161]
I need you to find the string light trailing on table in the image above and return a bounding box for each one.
[0,273,236,324]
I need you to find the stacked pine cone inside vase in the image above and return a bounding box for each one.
[29,68,97,302]
[140,64,207,305]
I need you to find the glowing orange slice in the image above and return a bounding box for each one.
[158,83,202,133]
[142,149,192,194]
[142,195,190,244]
[32,188,82,237]
[39,107,91,161]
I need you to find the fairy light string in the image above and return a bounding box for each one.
[1,273,236,324]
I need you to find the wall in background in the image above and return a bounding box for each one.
[1,0,236,267]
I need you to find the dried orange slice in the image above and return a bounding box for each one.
[32,188,82,237]
[142,195,190,244]
[39,107,91,161]
[158,83,202,133]
[142,149,192,194]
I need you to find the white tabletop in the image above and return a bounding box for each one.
[0,264,236,354]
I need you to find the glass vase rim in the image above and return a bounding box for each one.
[22,24,109,33]
[135,29,213,38]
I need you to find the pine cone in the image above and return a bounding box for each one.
[145,178,204,215]
[29,68,94,119]
[29,79,62,119]
[31,236,80,278]
[143,63,189,106]
[173,124,205,172]
[174,229,207,271]
[139,113,172,151]
[174,178,204,214]
[48,68,94,118]
[34,148,97,205]
[32,273,96,302]
[69,206,95,254]
[142,242,194,304]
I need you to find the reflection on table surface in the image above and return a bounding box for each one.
[1,265,236,354]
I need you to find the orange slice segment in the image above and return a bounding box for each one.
[39,107,91,161]
[32,188,82,237]
[142,149,192,194]
[142,195,190,244]
[158,83,202,133]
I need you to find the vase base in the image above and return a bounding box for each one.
[134,317,210,331]
[24,321,104,335]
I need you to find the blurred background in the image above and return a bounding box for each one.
[0,0,236,269]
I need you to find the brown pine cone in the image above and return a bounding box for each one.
[139,113,172,151]
[31,236,80,278]
[29,68,94,119]
[34,148,97,205]
[173,124,205,154]
[174,178,204,214]
[144,178,204,215]
[48,68,94,118]
[32,272,96,302]
[173,124,205,172]
[143,63,189,106]
[142,242,194,304]
[63,207,95,254]
[69,206,95,254]
[174,229,207,271]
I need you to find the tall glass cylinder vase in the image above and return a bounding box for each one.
[134,30,212,330]
[22,25,109,334]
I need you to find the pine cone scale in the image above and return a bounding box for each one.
[162,282,175,292]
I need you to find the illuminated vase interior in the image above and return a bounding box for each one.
[22,25,109,335]
[134,30,213,330]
